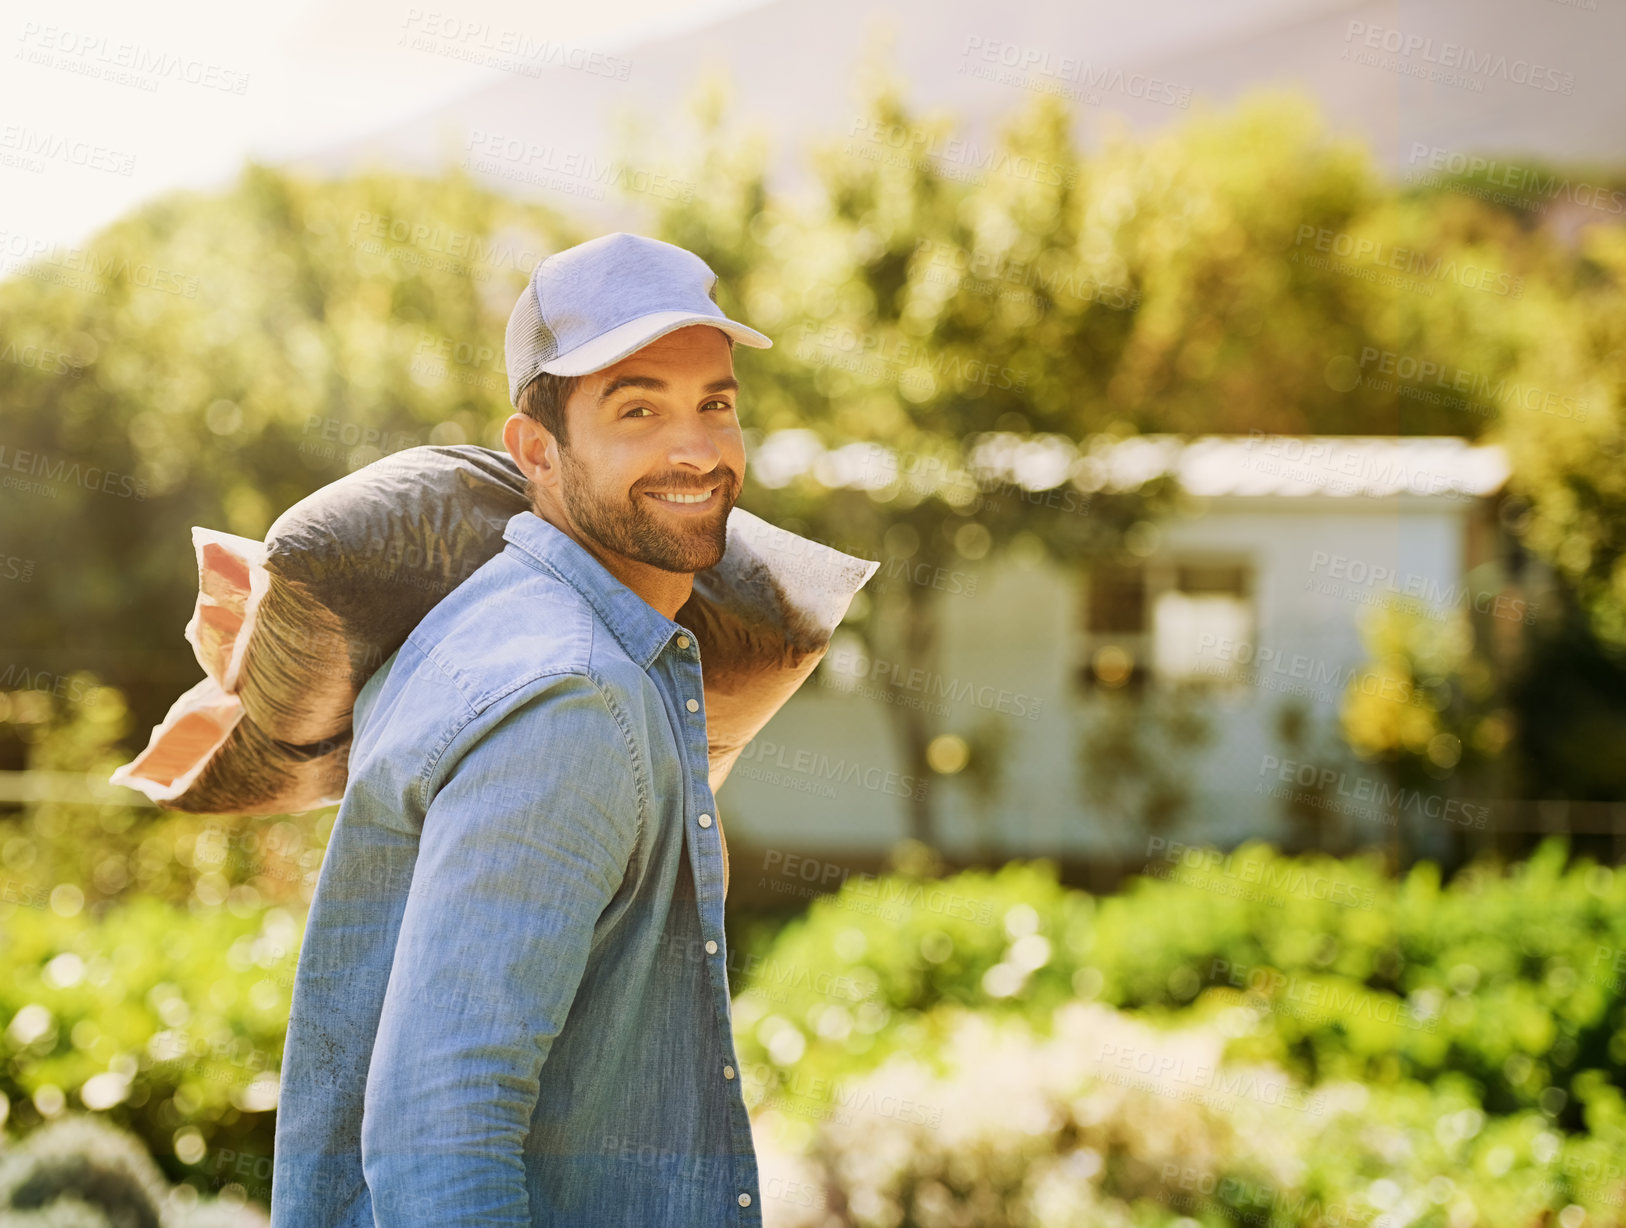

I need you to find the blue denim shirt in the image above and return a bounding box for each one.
[271,510,761,1226]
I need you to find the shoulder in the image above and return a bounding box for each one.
[395,548,652,710]
[429,667,651,823]
[365,553,655,812]
[406,550,597,710]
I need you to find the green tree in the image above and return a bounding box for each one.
[3,54,1623,846]
[0,166,581,736]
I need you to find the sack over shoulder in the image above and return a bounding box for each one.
[110,444,878,815]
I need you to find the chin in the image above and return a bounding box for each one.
[671,531,728,575]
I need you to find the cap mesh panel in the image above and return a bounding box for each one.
[504,282,556,404]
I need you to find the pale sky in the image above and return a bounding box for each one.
[1,0,770,253]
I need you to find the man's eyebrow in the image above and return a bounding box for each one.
[597,374,739,405]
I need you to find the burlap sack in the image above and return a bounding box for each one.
[110,444,877,816]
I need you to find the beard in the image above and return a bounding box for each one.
[556,446,736,574]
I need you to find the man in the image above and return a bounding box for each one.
[271,232,774,1226]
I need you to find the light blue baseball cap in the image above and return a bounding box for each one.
[504,231,773,403]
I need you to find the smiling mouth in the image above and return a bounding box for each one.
[645,484,721,506]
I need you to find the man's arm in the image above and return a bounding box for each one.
[359,671,643,1225]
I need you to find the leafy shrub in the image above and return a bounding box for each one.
[733,839,1626,1134]
[0,1113,266,1226]
[751,1000,1626,1227]
[0,678,330,916]
[0,896,298,1196]
[734,839,1626,1224]
[3,834,1622,1219]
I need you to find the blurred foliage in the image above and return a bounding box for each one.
[734,842,1626,1128]
[0,1100,272,1228]
[1340,601,1513,785]
[634,76,1622,840]
[0,1112,268,1226]
[0,895,297,1202]
[1507,588,1626,802]
[4,54,1626,1224]
[3,69,1624,831]
[0,681,318,1202]
[737,840,1626,1225]
[0,165,582,735]
[753,1001,1626,1227]
[1498,222,1626,655]
[2,833,1620,1219]
[0,681,327,916]
[1076,686,1215,835]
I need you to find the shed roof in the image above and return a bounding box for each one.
[748,430,1510,501]
[1094,434,1510,499]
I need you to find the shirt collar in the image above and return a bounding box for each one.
[501,510,681,672]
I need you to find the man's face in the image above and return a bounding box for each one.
[552,325,745,575]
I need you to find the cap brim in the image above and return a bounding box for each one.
[539,310,772,377]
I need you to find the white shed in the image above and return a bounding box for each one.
[720,434,1523,876]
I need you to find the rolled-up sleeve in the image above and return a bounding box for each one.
[359,671,644,1225]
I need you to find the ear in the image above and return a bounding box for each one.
[503,413,559,489]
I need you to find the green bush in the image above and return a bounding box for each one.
[0,678,330,917]
[3,836,1622,1220]
[733,840,1626,1128]
[0,895,297,1198]
[0,1113,266,1226]
[748,1000,1626,1227]
[733,839,1626,1223]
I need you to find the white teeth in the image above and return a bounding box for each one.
[650,488,715,504]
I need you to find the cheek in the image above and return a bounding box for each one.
[583,446,644,499]
[562,453,622,507]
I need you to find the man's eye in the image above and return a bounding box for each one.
[622,401,733,418]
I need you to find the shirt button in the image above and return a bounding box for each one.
[738,1193,751,1207]
[685,698,699,712]
[723,1065,736,1080]
[705,940,718,954]
[697,813,712,828]
[676,635,690,649]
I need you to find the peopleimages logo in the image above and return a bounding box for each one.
[0,126,137,176]
[16,23,252,94]
[348,211,547,277]
[1293,225,1522,298]
[1307,549,1536,626]
[739,738,929,802]
[1145,837,1378,910]
[1257,755,1490,831]
[463,131,694,202]
[958,38,1192,109]
[0,444,148,500]
[1207,959,1441,1035]
[914,238,1140,312]
[1241,430,1482,501]
[1353,346,1589,422]
[0,230,200,299]
[397,10,631,80]
[1341,21,1576,94]
[847,117,1076,187]
[1094,1041,1329,1114]
[1405,145,1626,216]
[1159,1164,1378,1227]
[794,322,1028,392]
[821,646,1045,719]
[1195,633,1440,709]
[0,340,86,377]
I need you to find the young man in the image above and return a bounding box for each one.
[271,232,774,1226]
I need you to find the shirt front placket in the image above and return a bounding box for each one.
[660,627,763,1222]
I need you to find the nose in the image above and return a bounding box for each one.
[663,407,726,475]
